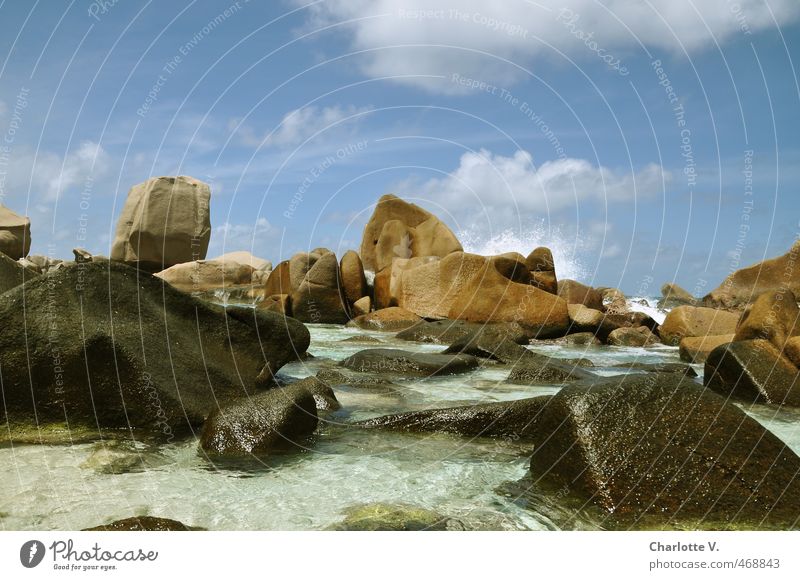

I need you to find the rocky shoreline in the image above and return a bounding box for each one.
[2,176,800,531]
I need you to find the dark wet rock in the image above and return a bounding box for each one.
[84,516,200,531]
[284,376,341,411]
[704,339,800,407]
[506,359,595,385]
[354,396,551,439]
[442,331,533,364]
[199,384,318,457]
[0,262,310,440]
[611,362,698,377]
[396,319,528,344]
[340,348,479,376]
[339,335,384,344]
[315,369,401,394]
[327,503,452,531]
[529,373,800,527]
[0,251,38,295]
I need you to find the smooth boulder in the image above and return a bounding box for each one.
[529,373,800,527]
[347,307,422,331]
[199,384,318,457]
[0,205,31,259]
[679,334,735,364]
[0,261,310,437]
[339,250,368,308]
[557,279,604,311]
[355,397,551,439]
[291,252,349,324]
[704,339,800,407]
[360,194,462,272]
[111,176,212,270]
[704,241,800,309]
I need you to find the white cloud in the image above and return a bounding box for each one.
[1,140,110,203]
[294,0,800,92]
[208,217,280,255]
[230,104,372,148]
[408,148,670,216]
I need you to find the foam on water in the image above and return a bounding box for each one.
[626,295,669,325]
[458,225,587,281]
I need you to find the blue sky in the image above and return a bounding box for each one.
[0,0,798,293]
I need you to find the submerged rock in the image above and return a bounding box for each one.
[347,307,422,331]
[396,319,527,344]
[84,516,199,531]
[0,261,310,439]
[734,289,800,349]
[610,362,697,377]
[199,384,319,457]
[355,397,551,439]
[328,503,452,531]
[529,373,800,528]
[704,339,800,407]
[340,348,479,376]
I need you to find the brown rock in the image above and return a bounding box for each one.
[352,295,371,317]
[155,260,254,292]
[734,289,800,350]
[526,247,555,271]
[259,294,291,315]
[557,279,604,311]
[291,252,348,324]
[0,205,31,260]
[784,336,800,367]
[360,194,462,272]
[705,339,800,406]
[607,326,659,347]
[347,307,422,331]
[110,176,211,270]
[599,287,628,314]
[339,250,368,306]
[375,255,439,311]
[263,260,293,296]
[659,282,696,308]
[659,306,740,346]
[567,304,605,333]
[704,241,800,309]
[0,251,38,294]
[530,270,558,294]
[679,334,735,364]
[73,248,93,263]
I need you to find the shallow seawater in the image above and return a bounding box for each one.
[1,323,798,531]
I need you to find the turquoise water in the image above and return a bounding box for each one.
[1,323,797,531]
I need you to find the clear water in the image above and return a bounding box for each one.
[1,322,798,531]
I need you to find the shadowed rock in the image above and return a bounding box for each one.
[704,339,800,407]
[354,396,551,439]
[84,516,200,531]
[529,373,800,528]
[340,348,479,376]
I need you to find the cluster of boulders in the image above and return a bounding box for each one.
[4,181,800,530]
